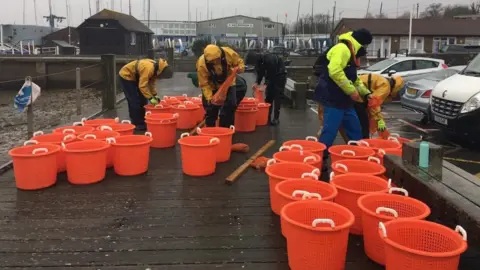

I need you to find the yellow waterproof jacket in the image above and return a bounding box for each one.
[327,32,370,97]
[196,47,245,101]
[119,58,169,99]
[359,73,391,124]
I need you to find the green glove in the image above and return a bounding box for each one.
[187,72,199,88]
[149,97,159,105]
[377,119,386,131]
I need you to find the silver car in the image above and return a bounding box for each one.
[401,66,466,123]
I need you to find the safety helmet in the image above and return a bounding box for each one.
[204,44,222,62]
[389,75,404,98]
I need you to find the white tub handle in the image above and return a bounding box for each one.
[334,163,348,172]
[180,133,189,138]
[279,146,291,151]
[33,131,44,137]
[100,125,113,131]
[330,172,335,180]
[106,137,116,144]
[347,140,359,145]
[145,132,152,137]
[184,101,193,104]
[84,134,97,140]
[376,207,399,218]
[358,140,370,147]
[81,117,87,123]
[173,113,179,118]
[210,138,220,144]
[388,178,392,188]
[301,172,319,180]
[266,159,276,167]
[160,119,171,124]
[61,142,66,149]
[311,168,320,176]
[24,140,39,146]
[197,127,202,133]
[455,225,468,241]
[154,104,164,108]
[312,218,335,228]
[289,144,303,150]
[389,187,409,197]
[247,97,255,101]
[114,117,120,123]
[177,105,186,109]
[379,222,387,238]
[341,150,355,156]
[145,111,152,116]
[390,133,400,138]
[62,128,76,134]
[229,125,235,131]
[304,192,322,200]
[305,136,318,142]
[182,93,188,97]
[303,156,317,163]
[378,149,386,156]
[388,136,400,143]
[73,121,84,126]
[368,156,381,164]
[292,190,309,198]
[32,148,48,155]
[63,134,75,142]
[121,120,131,124]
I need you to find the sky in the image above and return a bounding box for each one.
[0,0,476,27]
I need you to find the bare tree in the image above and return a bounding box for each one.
[443,5,474,18]
[420,3,443,18]
[398,11,411,19]
[470,2,480,14]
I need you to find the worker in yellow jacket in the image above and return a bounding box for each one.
[197,45,245,127]
[119,58,173,131]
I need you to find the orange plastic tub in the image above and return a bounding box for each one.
[77,130,121,168]
[235,107,258,132]
[196,126,235,162]
[188,97,204,123]
[377,148,403,165]
[256,103,271,126]
[265,161,320,215]
[358,188,431,265]
[108,133,153,176]
[81,117,119,128]
[239,97,258,107]
[172,103,200,129]
[178,133,220,176]
[282,136,327,156]
[53,121,94,135]
[380,220,467,270]
[281,200,354,270]
[9,144,61,190]
[329,144,376,164]
[357,138,402,152]
[144,103,173,114]
[387,133,412,144]
[145,112,178,148]
[63,140,110,185]
[331,157,385,178]
[273,148,322,170]
[30,131,77,172]
[97,120,136,136]
[164,94,188,102]
[330,173,391,235]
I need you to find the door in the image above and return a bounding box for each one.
[382,60,414,78]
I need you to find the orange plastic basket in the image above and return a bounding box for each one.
[377,148,403,165]
[358,187,431,265]
[330,173,391,235]
[171,103,200,130]
[282,137,327,156]
[144,103,173,114]
[9,144,61,190]
[187,97,204,123]
[329,144,376,164]
[356,138,402,152]
[77,130,121,168]
[331,157,385,178]
[238,97,258,109]
[379,220,467,270]
[281,200,355,270]
[145,112,178,148]
[164,94,188,102]
[81,117,119,128]
[273,147,323,170]
[30,131,77,173]
[387,133,412,144]
[235,107,258,132]
[97,120,136,136]
[178,133,220,176]
[108,133,153,176]
[162,97,182,105]
[53,121,94,135]
[63,140,110,185]
[265,161,320,215]
[256,103,271,126]
[196,126,235,163]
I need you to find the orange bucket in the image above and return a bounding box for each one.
[329,144,376,164]
[53,121,94,135]
[235,107,258,132]
[331,157,385,178]
[387,133,412,144]
[239,97,258,107]
[187,97,204,123]
[97,120,135,136]
[172,103,200,129]
[356,138,402,152]
[273,147,323,170]
[144,103,172,114]
[377,148,403,165]
[282,136,327,156]
[358,187,431,265]
[9,144,61,190]
[330,173,391,235]
[63,140,110,185]
[81,117,119,128]
[281,200,354,270]
[178,133,220,176]
[145,112,178,148]
[77,130,121,168]
[265,161,320,215]
[256,103,271,126]
[164,94,188,102]
[196,126,235,162]
[30,131,77,172]
[379,220,467,270]
[108,133,153,176]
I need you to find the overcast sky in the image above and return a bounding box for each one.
[0,0,475,27]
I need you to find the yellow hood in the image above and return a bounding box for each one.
[338,32,362,55]
[204,45,222,62]
[391,76,405,97]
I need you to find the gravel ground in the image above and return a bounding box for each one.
[0,88,124,165]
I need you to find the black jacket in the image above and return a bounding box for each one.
[255,53,287,84]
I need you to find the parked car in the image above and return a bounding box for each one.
[401,66,465,123]
[358,57,448,81]
[430,53,480,142]
[439,44,480,53]
[389,48,426,58]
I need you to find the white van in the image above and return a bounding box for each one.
[430,54,480,141]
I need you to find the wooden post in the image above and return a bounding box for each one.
[101,54,117,111]
[76,67,82,115]
[293,82,307,110]
[26,77,34,139]
[166,47,174,66]
[402,141,444,179]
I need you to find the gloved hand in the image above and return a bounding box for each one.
[377,119,387,131]
[149,97,159,105]
[350,91,362,102]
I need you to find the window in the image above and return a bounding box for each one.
[399,37,424,52]
[384,60,414,73]
[366,36,391,58]
[264,24,275,29]
[130,32,136,45]
[365,59,398,72]
[209,23,216,28]
[465,37,480,45]
[415,60,438,70]
[433,37,456,53]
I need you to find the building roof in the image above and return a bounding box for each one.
[42,27,76,39]
[335,18,480,36]
[51,40,76,48]
[197,15,282,25]
[81,9,153,33]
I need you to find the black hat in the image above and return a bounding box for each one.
[352,28,373,46]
